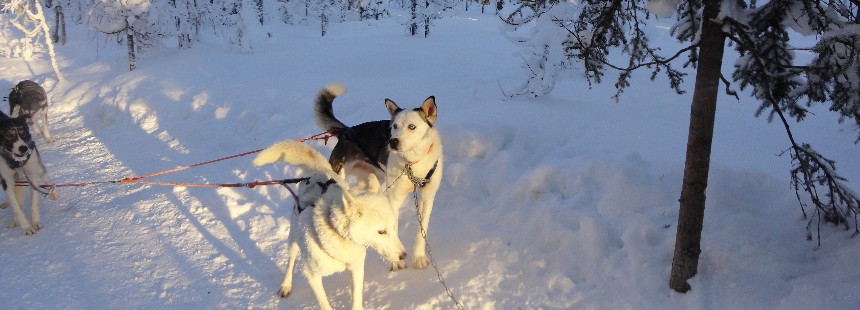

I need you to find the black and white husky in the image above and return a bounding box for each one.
[8,80,52,143]
[314,84,444,270]
[0,111,58,235]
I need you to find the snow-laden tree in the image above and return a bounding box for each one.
[2,0,65,82]
[169,0,199,49]
[510,0,860,293]
[86,0,177,71]
[500,1,578,97]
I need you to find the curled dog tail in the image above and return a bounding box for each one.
[314,83,348,133]
[253,141,344,183]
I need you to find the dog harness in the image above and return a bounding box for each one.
[295,178,337,215]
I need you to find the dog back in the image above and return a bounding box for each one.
[9,80,48,116]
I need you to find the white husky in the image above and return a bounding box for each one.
[253,141,406,310]
[314,84,444,270]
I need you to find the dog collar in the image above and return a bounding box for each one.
[405,160,438,188]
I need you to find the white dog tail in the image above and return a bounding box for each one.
[314,83,349,132]
[253,140,350,183]
[253,140,358,205]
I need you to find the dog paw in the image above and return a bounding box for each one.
[22,224,37,235]
[0,201,7,209]
[390,260,407,271]
[31,221,42,231]
[278,286,291,298]
[48,190,59,201]
[412,256,429,269]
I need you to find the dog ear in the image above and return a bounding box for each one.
[421,96,437,125]
[385,99,402,117]
[341,191,364,217]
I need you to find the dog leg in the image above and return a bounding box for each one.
[28,187,41,230]
[40,110,52,143]
[412,193,436,269]
[387,186,410,270]
[2,171,36,235]
[278,240,300,298]
[349,264,365,310]
[303,270,334,310]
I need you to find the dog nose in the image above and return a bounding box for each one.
[18,145,28,154]
[399,252,407,260]
[389,138,399,150]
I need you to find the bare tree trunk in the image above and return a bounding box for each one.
[423,0,429,38]
[127,27,136,71]
[410,0,418,36]
[669,0,726,293]
[321,12,327,36]
[52,3,66,44]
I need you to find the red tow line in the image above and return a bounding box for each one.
[15,131,337,203]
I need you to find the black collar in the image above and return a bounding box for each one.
[406,160,438,188]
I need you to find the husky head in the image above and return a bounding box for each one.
[344,191,407,263]
[0,114,34,168]
[9,80,48,126]
[385,96,437,161]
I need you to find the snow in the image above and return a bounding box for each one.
[2,10,860,310]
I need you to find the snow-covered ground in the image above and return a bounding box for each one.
[1,11,859,310]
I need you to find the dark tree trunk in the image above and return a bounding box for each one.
[52,4,66,44]
[410,0,418,36]
[669,0,726,293]
[423,0,429,37]
[127,28,136,71]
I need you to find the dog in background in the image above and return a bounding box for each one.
[8,80,52,142]
[253,140,406,310]
[0,111,58,235]
[314,84,444,270]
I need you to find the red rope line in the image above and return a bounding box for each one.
[118,148,264,184]
[12,130,336,194]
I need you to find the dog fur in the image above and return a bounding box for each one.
[8,80,52,143]
[253,140,406,310]
[0,111,58,235]
[314,84,444,270]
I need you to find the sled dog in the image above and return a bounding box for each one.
[8,80,52,142]
[253,141,406,310]
[0,111,58,235]
[314,84,443,270]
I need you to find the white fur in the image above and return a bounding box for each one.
[384,98,444,270]
[253,141,406,310]
[324,83,347,97]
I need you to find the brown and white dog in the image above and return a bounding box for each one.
[8,80,52,143]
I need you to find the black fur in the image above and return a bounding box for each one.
[0,111,33,169]
[315,88,391,173]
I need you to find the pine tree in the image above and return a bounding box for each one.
[511,0,860,293]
